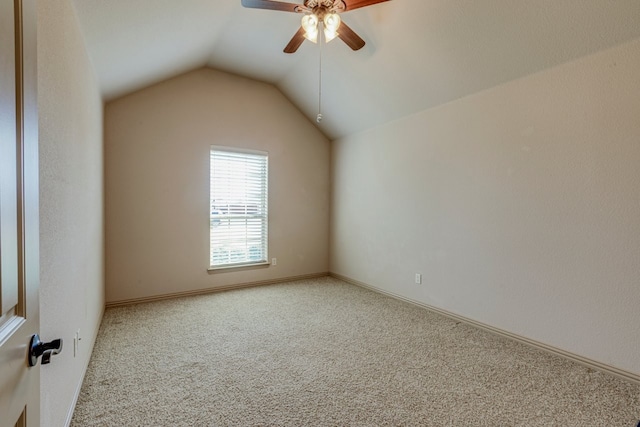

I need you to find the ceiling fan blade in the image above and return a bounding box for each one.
[337,21,366,51]
[284,27,306,53]
[241,0,304,13]
[343,0,390,11]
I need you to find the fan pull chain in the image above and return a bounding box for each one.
[317,23,323,123]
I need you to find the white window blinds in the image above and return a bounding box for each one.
[210,147,268,268]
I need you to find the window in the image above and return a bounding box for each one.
[209,147,268,269]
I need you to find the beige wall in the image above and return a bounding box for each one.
[104,68,330,303]
[331,39,640,376]
[38,0,105,426]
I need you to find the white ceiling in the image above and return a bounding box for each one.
[72,0,640,139]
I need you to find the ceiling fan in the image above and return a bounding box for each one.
[241,0,390,53]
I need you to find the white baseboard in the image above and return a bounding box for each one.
[64,303,105,427]
[105,272,330,308]
[330,272,640,386]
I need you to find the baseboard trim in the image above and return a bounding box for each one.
[105,272,330,308]
[64,303,105,427]
[330,272,640,386]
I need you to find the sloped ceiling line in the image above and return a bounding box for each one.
[72,0,640,139]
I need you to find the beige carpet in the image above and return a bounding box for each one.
[71,277,640,426]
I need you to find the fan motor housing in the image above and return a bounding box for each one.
[305,0,346,12]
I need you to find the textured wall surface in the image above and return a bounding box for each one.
[37,0,105,425]
[331,39,640,376]
[104,68,330,303]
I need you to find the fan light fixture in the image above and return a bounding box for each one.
[323,12,341,42]
[241,0,392,124]
[301,11,341,44]
[301,14,319,42]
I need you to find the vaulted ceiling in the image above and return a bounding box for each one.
[71,0,640,139]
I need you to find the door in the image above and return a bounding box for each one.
[0,0,39,426]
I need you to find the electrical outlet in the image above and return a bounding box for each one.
[74,330,81,357]
[415,273,422,284]
[272,258,277,266]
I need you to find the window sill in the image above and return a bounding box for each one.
[207,261,271,273]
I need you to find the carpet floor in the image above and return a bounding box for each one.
[71,277,640,426]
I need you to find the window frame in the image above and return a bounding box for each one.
[208,145,269,271]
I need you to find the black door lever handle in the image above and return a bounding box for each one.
[29,334,63,367]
